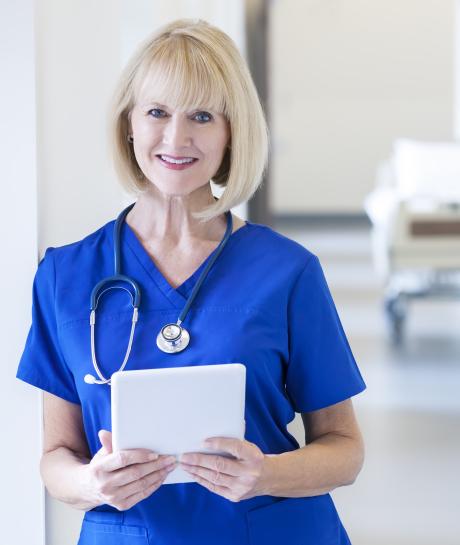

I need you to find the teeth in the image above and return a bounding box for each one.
[161,155,195,164]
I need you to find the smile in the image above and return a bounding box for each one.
[156,154,198,170]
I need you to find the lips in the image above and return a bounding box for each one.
[159,154,197,162]
[156,154,198,170]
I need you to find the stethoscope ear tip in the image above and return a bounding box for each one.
[84,374,97,385]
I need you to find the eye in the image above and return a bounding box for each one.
[193,111,213,123]
[148,108,167,118]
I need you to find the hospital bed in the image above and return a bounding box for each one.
[364,139,460,344]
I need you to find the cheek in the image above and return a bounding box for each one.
[136,124,161,145]
[131,113,160,145]
[206,133,230,164]
[132,132,162,169]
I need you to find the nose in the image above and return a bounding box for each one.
[162,114,192,149]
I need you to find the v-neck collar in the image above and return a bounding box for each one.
[120,220,251,308]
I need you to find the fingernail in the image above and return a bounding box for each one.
[148,453,159,461]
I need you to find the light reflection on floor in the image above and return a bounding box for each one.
[278,222,460,545]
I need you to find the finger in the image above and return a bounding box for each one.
[101,449,161,472]
[180,452,241,476]
[117,463,175,500]
[98,430,113,454]
[202,437,253,460]
[183,468,235,501]
[181,462,234,488]
[115,467,172,510]
[110,456,177,487]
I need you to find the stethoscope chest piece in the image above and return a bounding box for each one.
[86,205,233,384]
[156,323,190,354]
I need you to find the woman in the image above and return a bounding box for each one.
[17,19,366,545]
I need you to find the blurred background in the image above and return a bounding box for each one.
[2,1,460,544]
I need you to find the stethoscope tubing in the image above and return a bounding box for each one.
[86,203,233,385]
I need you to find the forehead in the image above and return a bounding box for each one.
[132,48,228,115]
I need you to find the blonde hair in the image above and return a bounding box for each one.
[110,18,269,220]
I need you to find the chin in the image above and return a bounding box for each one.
[146,179,209,198]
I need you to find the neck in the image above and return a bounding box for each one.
[126,184,226,244]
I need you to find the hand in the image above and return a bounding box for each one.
[80,430,177,511]
[179,437,273,502]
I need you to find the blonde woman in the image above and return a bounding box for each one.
[17,19,366,545]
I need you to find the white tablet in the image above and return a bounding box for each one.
[111,363,246,484]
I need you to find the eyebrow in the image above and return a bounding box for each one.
[142,101,169,109]
[141,101,215,113]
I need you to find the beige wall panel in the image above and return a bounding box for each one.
[270,0,454,214]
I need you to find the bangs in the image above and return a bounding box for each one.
[133,35,228,116]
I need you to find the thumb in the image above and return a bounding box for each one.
[98,429,113,455]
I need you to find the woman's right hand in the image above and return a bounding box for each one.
[80,430,177,511]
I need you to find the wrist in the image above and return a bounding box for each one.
[258,454,279,497]
[74,462,101,511]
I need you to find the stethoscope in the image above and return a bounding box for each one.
[84,203,233,386]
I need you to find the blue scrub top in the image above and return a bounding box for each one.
[17,216,366,545]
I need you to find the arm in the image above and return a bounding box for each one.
[179,398,364,501]
[262,398,365,497]
[40,392,95,510]
[40,392,177,511]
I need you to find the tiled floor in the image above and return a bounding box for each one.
[278,222,460,545]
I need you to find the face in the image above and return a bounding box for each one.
[129,99,230,197]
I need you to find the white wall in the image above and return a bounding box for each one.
[270,0,455,214]
[35,1,126,542]
[121,0,246,63]
[36,0,125,254]
[0,2,44,544]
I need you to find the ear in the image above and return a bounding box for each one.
[127,108,134,131]
[126,109,134,143]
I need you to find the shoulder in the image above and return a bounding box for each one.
[41,220,114,268]
[244,221,318,269]
[33,221,115,315]
[234,222,323,297]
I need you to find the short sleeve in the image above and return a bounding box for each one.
[16,248,80,404]
[285,255,366,412]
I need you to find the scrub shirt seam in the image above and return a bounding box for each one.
[59,305,268,329]
[284,254,317,413]
[285,253,317,342]
[288,254,317,303]
[60,304,255,330]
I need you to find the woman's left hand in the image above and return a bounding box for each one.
[179,437,273,502]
